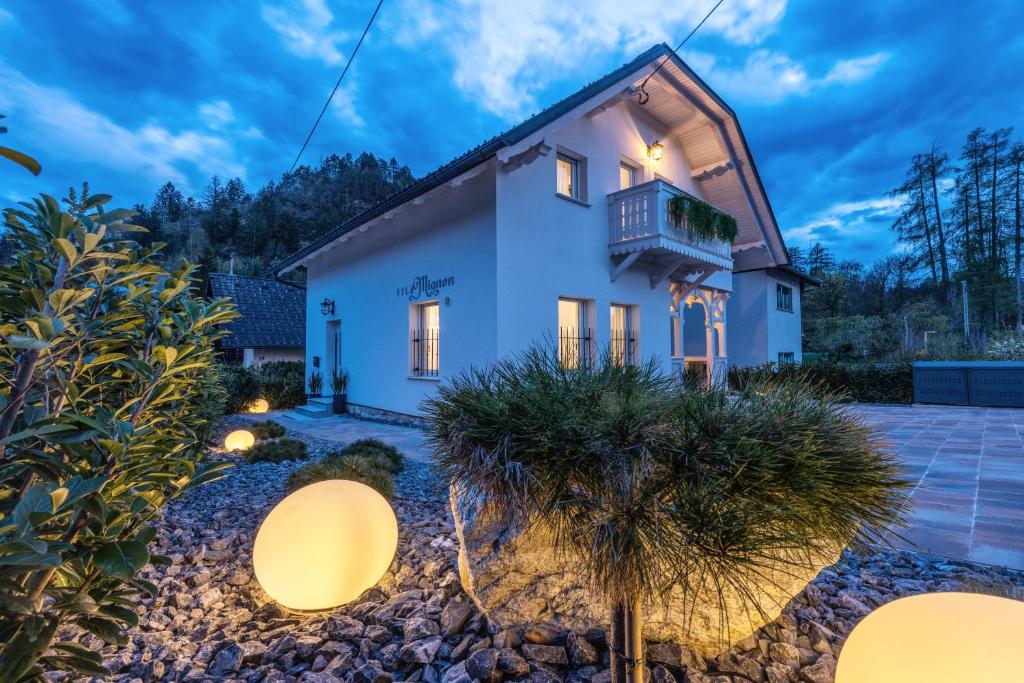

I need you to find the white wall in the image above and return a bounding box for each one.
[728,269,803,366]
[304,172,497,415]
[243,347,304,368]
[495,101,729,370]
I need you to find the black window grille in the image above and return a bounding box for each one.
[610,329,638,366]
[558,326,592,369]
[411,326,439,377]
[776,284,793,312]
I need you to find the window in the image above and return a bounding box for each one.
[610,304,638,366]
[411,301,439,377]
[776,283,793,312]
[778,351,795,364]
[558,298,591,369]
[619,161,638,190]
[556,154,579,199]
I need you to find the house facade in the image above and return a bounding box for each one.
[275,45,808,418]
[207,273,305,367]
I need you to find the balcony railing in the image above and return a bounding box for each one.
[608,180,733,262]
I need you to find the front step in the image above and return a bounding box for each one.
[282,411,312,421]
[308,396,333,407]
[294,403,332,418]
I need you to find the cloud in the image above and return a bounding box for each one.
[199,100,235,129]
[686,49,891,104]
[0,7,15,27]
[261,0,348,66]
[784,196,901,247]
[0,63,245,192]
[330,80,365,129]
[394,0,788,119]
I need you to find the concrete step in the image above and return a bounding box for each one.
[281,411,311,421]
[308,396,334,406]
[295,403,331,418]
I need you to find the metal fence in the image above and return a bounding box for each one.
[411,327,439,377]
[610,329,638,366]
[558,326,592,369]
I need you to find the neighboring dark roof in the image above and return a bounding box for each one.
[273,44,673,275]
[207,273,305,349]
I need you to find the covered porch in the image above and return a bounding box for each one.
[669,279,729,385]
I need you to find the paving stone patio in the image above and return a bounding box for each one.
[242,405,1024,571]
[853,404,1024,571]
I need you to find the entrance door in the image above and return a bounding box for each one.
[325,320,342,380]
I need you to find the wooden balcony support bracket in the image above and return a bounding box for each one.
[585,86,641,118]
[672,269,715,303]
[651,255,688,289]
[498,140,552,173]
[690,160,734,182]
[610,251,642,282]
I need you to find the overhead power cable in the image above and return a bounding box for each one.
[637,0,726,105]
[289,0,385,173]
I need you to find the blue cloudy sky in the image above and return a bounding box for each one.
[1,0,1022,262]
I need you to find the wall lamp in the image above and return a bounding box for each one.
[647,140,664,161]
[320,298,335,316]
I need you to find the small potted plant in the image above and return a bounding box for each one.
[330,368,349,414]
[307,370,323,398]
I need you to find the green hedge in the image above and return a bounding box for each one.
[217,360,306,413]
[729,361,914,404]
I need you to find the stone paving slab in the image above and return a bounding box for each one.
[853,404,1024,571]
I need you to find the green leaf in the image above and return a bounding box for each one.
[4,335,49,350]
[92,541,148,581]
[13,485,55,532]
[52,238,78,264]
[98,603,139,627]
[76,616,127,646]
[0,423,74,445]
[0,616,58,683]
[0,145,41,176]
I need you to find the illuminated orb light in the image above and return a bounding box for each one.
[253,480,398,611]
[224,429,255,451]
[836,592,1024,682]
[247,398,270,414]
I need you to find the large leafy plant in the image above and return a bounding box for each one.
[425,348,908,683]
[0,193,236,680]
[666,192,738,243]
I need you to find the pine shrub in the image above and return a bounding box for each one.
[336,438,404,473]
[250,419,286,440]
[287,454,394,498]
[245,437,308,463]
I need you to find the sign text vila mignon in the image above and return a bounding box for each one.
[397,274,454,301]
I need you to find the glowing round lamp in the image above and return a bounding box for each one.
[252,480,398,611]
[247,398,270,414]
[836,592,1024,682]
[224,429,255,451]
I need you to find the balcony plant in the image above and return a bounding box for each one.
[330,368,349,413]
[424,347,908,683]
[307,370,323,398]
[667,193,738,243]
[0,191,235,679]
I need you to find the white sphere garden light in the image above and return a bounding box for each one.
[836,592,1024,681]
[247,398,270,414]
[253,480,398,611]
[224,429,255,451]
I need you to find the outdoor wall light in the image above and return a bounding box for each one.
[320,298,335,316]
[647,140,664,161]
[247,398,270,414]
[252,479,398,611]
[224,429,255,451]
[836,592,1024,681]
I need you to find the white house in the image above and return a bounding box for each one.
[274,44,813,420]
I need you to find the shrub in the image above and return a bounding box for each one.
[729,360,914,404]
[287,454,394,498]
[257,360,305,409]
[987,332,1024,360]
[245,437,309,463]
[250,419,286,440]
[220,363,261,414]
[336,438,404,473]
[0,193,235,678]
[424,347,908,683]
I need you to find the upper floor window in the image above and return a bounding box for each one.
[558,297,591,369]
[776,283,793,312]
[411,301,439,377]
[556,154,580,200]
[619,162,638,190]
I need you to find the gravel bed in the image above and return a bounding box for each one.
[50,422,1024,683]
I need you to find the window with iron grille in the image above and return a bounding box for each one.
[558,297,591,369]
[776,283,793,312]
[610,304,638,366]
[778,351,795,364]
[411,301,439,377]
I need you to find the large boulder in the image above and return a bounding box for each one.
[451,487,839,659]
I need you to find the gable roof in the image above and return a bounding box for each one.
[274,43,788,275]
[207,273,305,349]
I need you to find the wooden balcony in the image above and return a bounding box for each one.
[608,180,733,284]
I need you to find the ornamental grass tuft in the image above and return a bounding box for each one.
[423,346,909,683]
